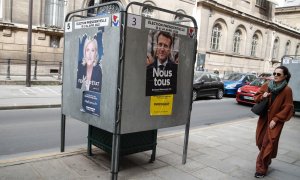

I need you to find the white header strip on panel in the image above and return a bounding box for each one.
[75,17,109,29]
[145,19,187,35]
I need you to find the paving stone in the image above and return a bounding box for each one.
[271,159,300,178]
[157,139,200,157]
[214,144,238,153]
[192,167,237,180]
[30,159,78,180]
[174,159,206,173]
[123,172,163,180]
[276,153,298,164]
[222,155,255,170]
[141,159,168,170]
[62,154,107,176]
[194,147,231,160]
[158,153,186,166]
[152,166,199,180]
[294,160,300,167]
[268,168,300,180]
[229,168,256,179]
[0,164,41,180]
[118,166,150,179]
[191,154,239,173]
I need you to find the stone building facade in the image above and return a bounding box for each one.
[0,0,195,76]
[1,0,299,76]
[195,0,300,76]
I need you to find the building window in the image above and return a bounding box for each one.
[284,41,290,55]
[233,30,241,53]
[251,34,258,56]
[256,0,266,8]
[44,0,64,28]
[142,6,154,18]
[210,24,222,50]
[296,44,300,56]
[272,38,279,59]
[88,0,118,15]
[50,36,60,48]
[0,0,2,19]
[174,9,186,22]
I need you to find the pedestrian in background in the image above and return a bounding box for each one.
[254,65,294,178]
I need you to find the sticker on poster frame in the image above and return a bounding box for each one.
[81,91,101,116]
[65,22,72,32]
[150,94,173,116]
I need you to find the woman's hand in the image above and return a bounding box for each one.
[269,120,276,129]
[262,92,270,98]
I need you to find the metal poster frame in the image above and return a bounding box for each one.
[61,1,197,180]
[124,2,198,166]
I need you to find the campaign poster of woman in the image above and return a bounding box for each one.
[76,29,104,93]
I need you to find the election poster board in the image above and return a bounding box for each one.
[282,56,300,101]
[120,14,196,133]
[62,14,121,132]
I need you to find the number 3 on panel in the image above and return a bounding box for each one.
[127,14,141,29]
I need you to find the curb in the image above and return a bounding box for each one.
[0,148,87,167]
[0,104,61,110]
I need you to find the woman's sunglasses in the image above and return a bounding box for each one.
[273,72,282,76]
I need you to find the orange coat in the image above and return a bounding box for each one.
[254,83,294,159]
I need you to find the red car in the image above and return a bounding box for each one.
[236,77,273,105]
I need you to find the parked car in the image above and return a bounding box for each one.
[223,73,256,95]
[193,71,224,101]
[236,77,273,105]
[258,73,272,77]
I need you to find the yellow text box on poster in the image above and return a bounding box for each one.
[150,94,173,116]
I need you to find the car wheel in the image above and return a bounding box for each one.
[216,89,224,99]
[192,90,197,101]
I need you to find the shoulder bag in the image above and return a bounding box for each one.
[251,98,268,116]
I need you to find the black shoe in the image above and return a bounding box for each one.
[254,172,265,178]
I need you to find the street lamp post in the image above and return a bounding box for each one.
[26,0,33,87]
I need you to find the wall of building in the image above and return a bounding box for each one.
[196,0,300,75]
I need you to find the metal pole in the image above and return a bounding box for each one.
[33,60,37,80]
[26,0,33,87]
[6,59,11,80]
[182,117,191,164]
[111,130,120,180]
[60,114,66,152]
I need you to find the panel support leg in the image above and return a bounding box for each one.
[60,114,66,152]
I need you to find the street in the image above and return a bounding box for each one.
[0,97,256,157]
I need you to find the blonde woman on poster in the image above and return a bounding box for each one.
[76,34,103,93]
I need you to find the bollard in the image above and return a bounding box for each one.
[58,62,62,80]
[33,59,37,80]
[6,59,11,80]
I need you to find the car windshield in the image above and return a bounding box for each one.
[194,72,205,81]
[250,78,269,87]
[223,73,243,81]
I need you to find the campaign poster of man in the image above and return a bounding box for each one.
[76,29,104,93]
[146,30,179,96]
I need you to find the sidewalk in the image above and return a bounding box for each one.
[0,117,300,180]
[0,80,300,179]
[0,85,61,110]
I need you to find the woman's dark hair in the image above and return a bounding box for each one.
[275,65,291,83]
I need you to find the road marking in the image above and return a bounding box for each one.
[45,87,61,95]
[19,89,29,96]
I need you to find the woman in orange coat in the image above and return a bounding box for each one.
[254,66,294,178]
